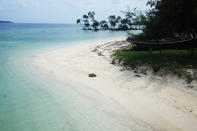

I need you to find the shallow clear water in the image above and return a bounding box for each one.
[0,23,139,131]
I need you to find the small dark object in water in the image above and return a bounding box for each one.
[89,73,97,77]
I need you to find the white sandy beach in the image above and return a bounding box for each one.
[34,38,197,131]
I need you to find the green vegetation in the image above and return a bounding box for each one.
[77,0,197,82]
[111,0,197,83]
[113,49,197,82]
[131,0,197,39]
[76,9,146,31]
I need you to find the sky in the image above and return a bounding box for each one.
[0,0,148,23]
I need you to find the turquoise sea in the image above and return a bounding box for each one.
[0,23,138,131]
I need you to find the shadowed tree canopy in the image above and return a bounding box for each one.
[88,12,95,22]
[92,20,100,30]
[142,0,197,39]
[100,20,109,30]
[108,15,117,29]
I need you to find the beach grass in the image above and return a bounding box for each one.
[113,48,197,82]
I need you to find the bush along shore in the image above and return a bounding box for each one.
[92,38,196,87]
[112,46,197,85]
[107,0,197,88]
[92,40,196,87]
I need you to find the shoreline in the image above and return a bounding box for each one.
[33,38,197,131]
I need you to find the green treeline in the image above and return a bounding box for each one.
[77,0,197,39]
[76,9,146,31]
[133,0,197,40]
[112,0,197,82]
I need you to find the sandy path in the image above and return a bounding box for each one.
[34,39,197,131]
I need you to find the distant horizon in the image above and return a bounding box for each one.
[0,0,147,23]
[0,21,78,24]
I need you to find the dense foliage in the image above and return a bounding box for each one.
[138,0,197,39]
[112,0,197,82]
[113,49,197,83]
[76,9,146,31]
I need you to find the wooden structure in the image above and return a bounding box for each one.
[129,38,197,51]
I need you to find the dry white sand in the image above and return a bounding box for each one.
[34,38,197,131]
